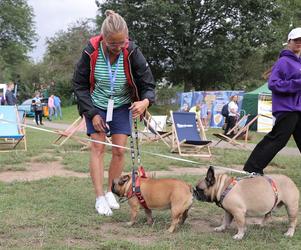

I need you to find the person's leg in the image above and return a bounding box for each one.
[90,132,112,216]
[108,134,128,191]
[225,116,235,135]
[244,112,299,174]
[39,111,43,125]
[58,105,62,119]
[292,112,301,153]
[90,132,106,197]
[48,107,52,121]
[54,106,58,119]
[34,111,39,125]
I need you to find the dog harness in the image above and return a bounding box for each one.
[126,166,149,210]
[217,175,279,213]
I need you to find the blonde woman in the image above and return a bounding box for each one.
[73,10,155,216]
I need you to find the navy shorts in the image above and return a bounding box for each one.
[85,104,132,136]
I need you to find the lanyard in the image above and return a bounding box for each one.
[106,54,121,97]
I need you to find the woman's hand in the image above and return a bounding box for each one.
[92,114,107,132]
[129,99,149,119]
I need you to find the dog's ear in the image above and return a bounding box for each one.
[205,166,215,187]
[118,175,130,185]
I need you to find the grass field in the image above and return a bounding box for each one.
[0,106,300,249]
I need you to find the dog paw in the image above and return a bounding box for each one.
[214,226,226,232]
[284,228,295,237]
[233,233,244,240]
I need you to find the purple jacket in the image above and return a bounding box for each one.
[269,49,301,115]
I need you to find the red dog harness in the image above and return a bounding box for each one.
[217,175,279,213]
[127,166,149,209]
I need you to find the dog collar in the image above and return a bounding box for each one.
[127,166,149,209]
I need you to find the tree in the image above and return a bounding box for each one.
[41,20,96,103]
[0,0,36,81]
[95,0,286,91]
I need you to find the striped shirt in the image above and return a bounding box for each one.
[92,43,132,109]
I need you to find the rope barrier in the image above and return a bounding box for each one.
[0,118,249,175]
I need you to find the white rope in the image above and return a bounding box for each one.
[0,118,249,175]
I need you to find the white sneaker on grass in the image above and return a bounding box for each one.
[105,191,120,209]
[95,196,113,216]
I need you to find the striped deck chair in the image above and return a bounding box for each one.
[140,111,172,148]
[0,106,27,151]
[213,113,257,147]
[52,116,111,148]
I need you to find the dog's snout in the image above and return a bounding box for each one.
[193,186,206,201]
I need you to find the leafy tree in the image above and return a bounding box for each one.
[95,0,289,91]
[0,0,36,81]
[40,20,96,103]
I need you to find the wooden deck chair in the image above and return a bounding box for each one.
[52,117,87,146]
[0,106,27,152]
[52,116,111,148]
[170,111,212,157]
[213,114,260,147]
[140,111,172,147]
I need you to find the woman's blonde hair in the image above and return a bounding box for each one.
[101,10,128,38]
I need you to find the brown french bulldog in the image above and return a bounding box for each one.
[194,166,299,240]
[112,174,193,233]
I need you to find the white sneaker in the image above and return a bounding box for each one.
[95,196,113,216]
[105,191,120,209]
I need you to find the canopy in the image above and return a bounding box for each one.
[242,83,271,130]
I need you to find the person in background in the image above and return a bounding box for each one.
[181,103,190,112]
[224,95,239,136]
[54,95,62,120]
[5,82,17,105]
[47,95,55,121]
[73,10,155,216]
[244,27,301,175]
[200,101,208,130]
[0,92,5,105]
[32,91,43,125]
[189,102,201,120]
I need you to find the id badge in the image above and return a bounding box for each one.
[106,98,114,122]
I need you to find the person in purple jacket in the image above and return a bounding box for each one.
[243,27,301,174]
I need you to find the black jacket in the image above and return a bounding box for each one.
[72,35,155,119]
[5,90,17,105]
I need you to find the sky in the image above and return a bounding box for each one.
[27,0,99,62]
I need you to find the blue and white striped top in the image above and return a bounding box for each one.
[92,43,132,109]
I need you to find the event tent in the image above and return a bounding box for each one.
[241,82,271,130]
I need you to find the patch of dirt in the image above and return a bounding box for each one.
[0,161,281,183]
[0,161,235,183]
[0,161,88,183]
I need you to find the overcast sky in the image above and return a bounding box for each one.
[27,0,99,62]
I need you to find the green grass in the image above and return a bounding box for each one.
[0,175,300,249]
[0,112,300,249]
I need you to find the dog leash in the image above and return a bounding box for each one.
[128,113,149,209]
[0,118,249,175]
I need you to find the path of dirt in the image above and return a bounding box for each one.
[0,161,228,183]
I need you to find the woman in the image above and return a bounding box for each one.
[224,95,239,136]
[32,91,43,125]
[244,27,301,174]
[73,10,155,216]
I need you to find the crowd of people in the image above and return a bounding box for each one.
[0,81,62,125]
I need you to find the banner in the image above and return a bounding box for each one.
[179,90,244,128]
[257,93,273,133]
